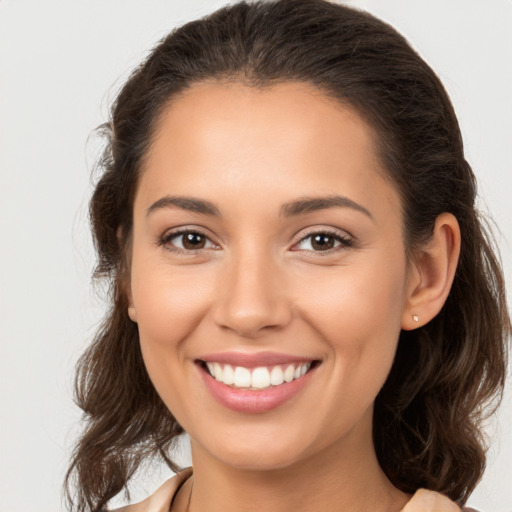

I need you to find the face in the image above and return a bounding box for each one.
[128,81,413,471]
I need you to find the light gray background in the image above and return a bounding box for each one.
[0,1,510,511]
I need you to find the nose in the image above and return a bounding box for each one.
[212,247,292,338]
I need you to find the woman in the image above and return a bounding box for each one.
[65,1,510,511]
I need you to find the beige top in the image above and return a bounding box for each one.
[114,468,476,512]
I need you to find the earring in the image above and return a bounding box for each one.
[412,314,419,323]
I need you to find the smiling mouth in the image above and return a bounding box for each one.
[198,361,319,390]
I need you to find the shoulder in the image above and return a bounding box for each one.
[112,467,192,512]
[403,489,480,512]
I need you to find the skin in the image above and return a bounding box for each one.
[127,81,460,512]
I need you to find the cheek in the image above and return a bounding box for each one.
[294,256,407,388]
[130,260,218,421]
[129,252,217,407]
[298,257,406,334]
[131,260,214,347]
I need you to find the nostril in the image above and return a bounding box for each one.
[211,272,292,337]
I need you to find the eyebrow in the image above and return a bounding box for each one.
[147,196,222,217]
[280,195,373,220]
[146,194,373,220]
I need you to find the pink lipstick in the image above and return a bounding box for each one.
[196,352,319,414]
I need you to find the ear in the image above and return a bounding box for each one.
[117,226,138,323]
[127,290,138,323]
[401,213,461,330]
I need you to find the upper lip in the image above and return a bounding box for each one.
[197,351,318,368]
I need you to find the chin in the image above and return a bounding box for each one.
[218,448,304,472]
[191,429,311,472]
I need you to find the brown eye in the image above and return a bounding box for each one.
[294,231,353,252]
[182,232,206,249]
[160,229,217,252]
[311,234,336,250]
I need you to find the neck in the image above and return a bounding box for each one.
[185,423,410,512]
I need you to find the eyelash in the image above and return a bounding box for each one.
[158,228,354,255]
[158,229,219,255]
[292,229,354,254]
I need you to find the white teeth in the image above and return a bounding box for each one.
[222,364,235,385]
[205,361,313,389]
[233,366,251,388]
[284,364,295,383]
[270,366,284,385]
[213,362,223,382]
[251,367,270,389]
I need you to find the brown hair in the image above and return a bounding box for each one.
[65,1,510,510]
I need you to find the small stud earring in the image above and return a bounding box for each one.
[412,314,419,323]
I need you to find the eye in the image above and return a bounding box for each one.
[159,229,218,252]
[293,230,353,252]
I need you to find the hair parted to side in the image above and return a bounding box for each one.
[65,1,510,510]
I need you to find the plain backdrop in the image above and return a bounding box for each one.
[0,1,510,511]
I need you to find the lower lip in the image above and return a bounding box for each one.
[198,364,317,414]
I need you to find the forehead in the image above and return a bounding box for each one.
[147,80,380,172]
[137,80,401,224]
